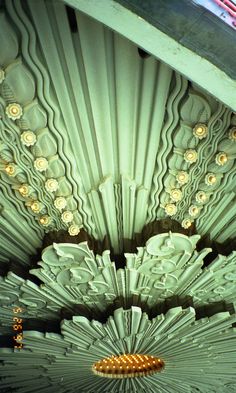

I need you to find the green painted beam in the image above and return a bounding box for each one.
[64,0,236,111]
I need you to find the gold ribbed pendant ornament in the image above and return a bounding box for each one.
[92,354,165,378]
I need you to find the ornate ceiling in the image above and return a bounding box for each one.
[0,0,236,392]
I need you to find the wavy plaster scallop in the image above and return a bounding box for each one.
[176,107,232,222]
[148,89,213,223]
[151,86,234,236]
[0,8,83,235]
[2,0,236,252]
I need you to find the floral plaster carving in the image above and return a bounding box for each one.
[33,157,48,172]
[0,0,236,250]
[45,178,59,192]
[61,210,73,223]
[1,232,236,336]
[68,224,82,236]
[5,102,23,120]
[0,2,236,392]
[20,130,37,146]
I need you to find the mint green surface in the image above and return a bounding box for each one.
[1,305,236,392]
[0,1,236,392]
[0,0,236,259]
[65,0,236,112]
[1,232,236,333]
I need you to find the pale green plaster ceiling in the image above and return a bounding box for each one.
[64,0,236,112]
[0,0,236,392]
[1,233,236,392]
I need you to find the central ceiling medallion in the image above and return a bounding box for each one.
[92,354,165,378]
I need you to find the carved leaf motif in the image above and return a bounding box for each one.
[4,59,35,104]
[46,155,66,178]
[138,258,177,275]
[0,13,18,65]
[79,280,110,295]
[154,274,178,289]
[41,242,95,267]
[22,100,47,131]
[180,91,211,123]
[32,128,57,157]
[1,234,236,339]
[146,233,200,256]
[57,267,94,285]
[172,123,196,150]
[57,177,73,197]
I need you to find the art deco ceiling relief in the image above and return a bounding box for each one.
[0,0,236,392]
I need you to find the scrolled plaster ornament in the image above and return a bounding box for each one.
[185,252,236,305]
[29,242,116,303]
[1,233,236,337]
[145,232,199,257]
[57,266,94,285]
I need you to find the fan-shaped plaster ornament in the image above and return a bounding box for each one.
[0,306,236,392]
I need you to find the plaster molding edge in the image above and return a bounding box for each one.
[64,0,236,111]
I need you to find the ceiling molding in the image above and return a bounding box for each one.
[64,0,236,111]
[0,2,236,391]
[1,232,236,335]
[1,233,236,391]
[1,305,236,392]
[1,0,236,257]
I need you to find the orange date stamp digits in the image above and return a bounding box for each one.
[13,307,24,349]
